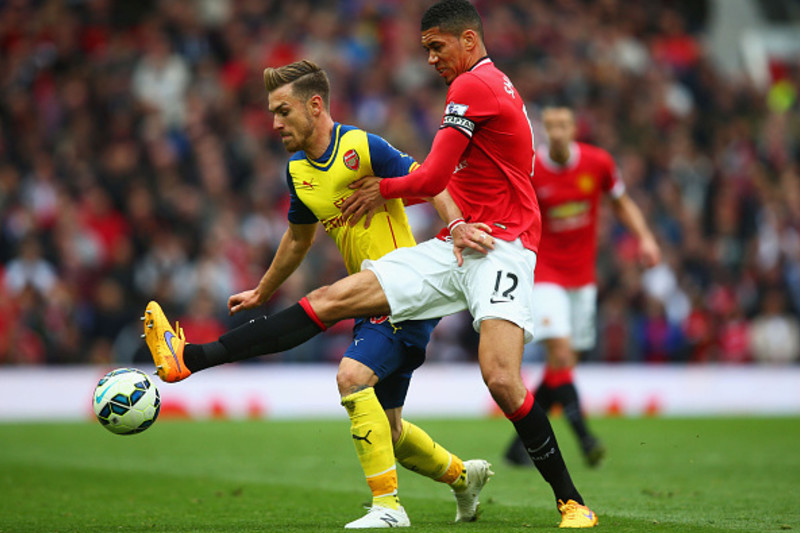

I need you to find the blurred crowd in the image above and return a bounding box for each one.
[1,0,799,366]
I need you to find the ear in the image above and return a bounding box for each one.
[307,95,324,117]
[461,29,477,51]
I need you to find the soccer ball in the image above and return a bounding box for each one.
[93,368,161,435]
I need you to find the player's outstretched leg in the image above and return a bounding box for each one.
[392,420,493,522]
[141,301,190,383]
[141,298,327,383]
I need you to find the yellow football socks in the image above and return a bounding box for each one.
[394,420,467,491]
[341,387,400,510]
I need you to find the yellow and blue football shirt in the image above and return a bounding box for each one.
[286,123,420,275]
[287,123,436,409]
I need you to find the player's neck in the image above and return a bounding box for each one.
[305,116,336,160]
[465,46,488,72]
[549,145,571,165]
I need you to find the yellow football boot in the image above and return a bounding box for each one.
[558,499,598,528]
[142,301,191,383]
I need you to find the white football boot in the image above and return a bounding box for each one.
[452,459,494,522]
[344,505,410,529]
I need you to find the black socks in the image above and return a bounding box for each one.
[551,382,592,442]
[183,303,325,372]
[511,400,583,504]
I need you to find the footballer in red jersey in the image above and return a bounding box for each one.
[505,107,661,469]
[534,141,625,288]
[376,55,541,252]
[339,2,597,527]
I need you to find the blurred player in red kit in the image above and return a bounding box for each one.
[505,107,661,468]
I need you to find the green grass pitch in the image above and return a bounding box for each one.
[1,415,797,532]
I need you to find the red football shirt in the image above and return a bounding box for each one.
[532,142,625,287]
[381,58,540,251]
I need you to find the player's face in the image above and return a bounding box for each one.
[422,27,471,84]
[542,108,576,150]
[268,84,315,153]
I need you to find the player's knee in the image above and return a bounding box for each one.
[483,371,511,395]
[336,362,373,397]
[307,284,356,323]
[549,350,574,369]
[308,285,351,326]
[482,368,522,411]
[336,368,361,396]
[306,285,331,310]
[546,341,576,368]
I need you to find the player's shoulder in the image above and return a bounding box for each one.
[574,143,619,184]
[336,123,371,150]
[450,63,497,95]
[286,152,306,185]
[338,123,363,136]
[575,142,615,170]
[576,142,614,165]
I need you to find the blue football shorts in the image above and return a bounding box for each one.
[343,316,438,409]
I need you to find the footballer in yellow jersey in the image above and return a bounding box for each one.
[287,122,437,362]
[286,122,420,275]
[286,121,436,372]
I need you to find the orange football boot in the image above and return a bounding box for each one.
[558,499,599,528]
[142,301,191,383]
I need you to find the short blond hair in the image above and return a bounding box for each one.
[263,60,330,109]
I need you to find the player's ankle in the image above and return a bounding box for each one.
[373,494,401,510]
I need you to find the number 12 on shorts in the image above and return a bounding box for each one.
[490,270,518,304]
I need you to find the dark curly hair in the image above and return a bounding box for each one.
[421,0,484,40]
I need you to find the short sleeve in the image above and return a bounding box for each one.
[440,74,499,139]
[602,150,626,199]
[366,134,418,178]
[285,162,318,224]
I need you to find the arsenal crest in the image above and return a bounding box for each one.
[343,149,360,171]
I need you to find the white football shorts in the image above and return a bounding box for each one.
[362,237,537,343]
[531,282,597,350]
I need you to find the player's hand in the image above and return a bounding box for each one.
[341,176,384,228]
[451,222,494,266]
[639,235,661,268]
[228,289,263,316]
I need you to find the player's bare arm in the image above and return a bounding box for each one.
[610,193,661,267]
[228,222,317,315]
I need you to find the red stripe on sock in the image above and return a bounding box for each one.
[543,366,573,388]
[298,297,327,332]
[506,390,535,422]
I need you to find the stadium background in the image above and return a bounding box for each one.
[1,0,799,419]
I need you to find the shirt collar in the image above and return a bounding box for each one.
[468,56,492,72]
[539,142,581,172]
